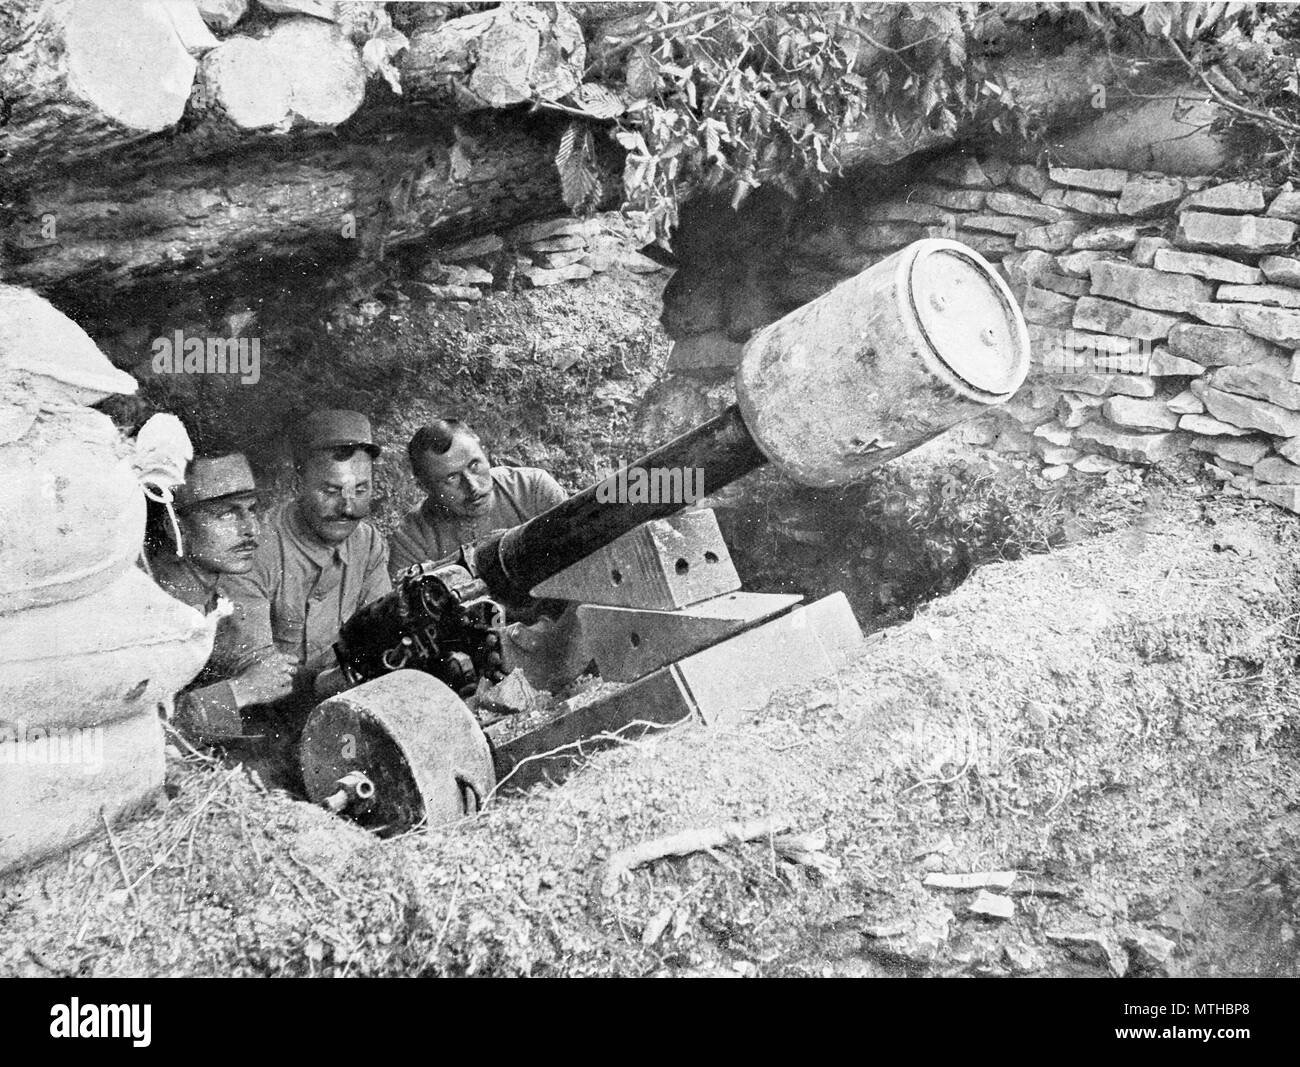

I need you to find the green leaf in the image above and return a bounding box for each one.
[555,122,602,215]
[566,83,626,119]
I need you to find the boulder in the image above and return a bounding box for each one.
[1202,387,1300,436]
[1088,262,1213,312]
[1180,181,1266,214]
[1167,323,1281,367]
[1260,255,1300,288]
[1130,236,1173,266]
[1056,250,1124,277]
[1176,211,1297,254]
[1022,287,1077,327]
[964,214,1040,236]
[1061,190,1122,216]
[1117,176,1185,217]
[1231,305,1300,348]
[1048,166,1128,193]
[1188,302,1245,327]
[1016,221,1088,252]
[1152,248,1262,284]
[984,191,1066,222]
[1073,424,1190,464]
[1250,483,1300,513]
[1057,391,1105,428]
[1265,185,1300,222]
[1189,435,1271,466]
[1208,355,1300,410]
[910,183,986,211]
[1254,455,1300,484]
[1035,273,1090,298]
[1214,284,1300,309]
[1167,389,1204,415]
[1071,223,1141,250]
[1103,396,1179,432]
[1072,297,1182,340]
[1179,413,1251,436]
[1148,347,1205,376]
[1007,164,1051,198]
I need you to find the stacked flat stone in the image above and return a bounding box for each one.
[418,217,643,301]
[642,153,1300,515]
[418,233,505,301]
[868,160,1300,505]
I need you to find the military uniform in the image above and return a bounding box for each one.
[388,465,566,574]
[222,499,392,687]
[152,555,247,737]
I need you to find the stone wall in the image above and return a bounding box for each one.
[648,154,1300,515]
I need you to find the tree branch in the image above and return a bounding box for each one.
[1166,37,1300,136]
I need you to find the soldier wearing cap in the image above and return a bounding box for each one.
[390,416,567,575]
[150,454,297,741]
[222,410,391,713]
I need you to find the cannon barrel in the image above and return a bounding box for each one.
[315,240,1032,830]
[473,404,765,603]
[473,238,1031,605]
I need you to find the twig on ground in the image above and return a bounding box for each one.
[101,808,139,909]
[127,766,239,894]
[484,717,685,805]
[287,851,346,902]
[601,814,794,896]
[427,866,463,969]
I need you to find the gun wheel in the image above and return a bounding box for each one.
[299,670,495,836]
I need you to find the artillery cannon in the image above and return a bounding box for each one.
[297,239,1031,834]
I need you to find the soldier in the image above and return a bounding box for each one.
[392,417,586,689]
[390,417,567,575]
[150,454,296,742]
[223,410,391,718]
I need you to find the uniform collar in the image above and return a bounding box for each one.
[284,500,346,566]
[421,472,499,526]
[152,554,224,609]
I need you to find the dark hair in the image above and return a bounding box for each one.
[408,418,478,473]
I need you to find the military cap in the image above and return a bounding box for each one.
[297,409,381,457]
[173,454,258,511]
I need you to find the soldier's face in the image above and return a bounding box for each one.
[181,494,261,574]
[416,433,494,519]
[298,451,374,545]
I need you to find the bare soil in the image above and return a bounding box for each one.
[3,464,1298,979]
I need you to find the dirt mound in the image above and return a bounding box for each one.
[3,470,1297,978]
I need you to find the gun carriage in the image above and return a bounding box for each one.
[297,240,1032,833]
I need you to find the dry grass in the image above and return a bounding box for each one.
[3,473,1300,978]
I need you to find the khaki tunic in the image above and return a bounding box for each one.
[389,466,567,576]
[150,555,246,735]
[223,500,392,684]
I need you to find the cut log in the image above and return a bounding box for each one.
[0,116,619,295]
[0,0,198,185]
[269,17,366,124]
[195,34,295,131]
[401,2,584,108]
[162,0,220,55]
[197,0,248,32]
[257,0,337,17]
[193,17,365,134]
